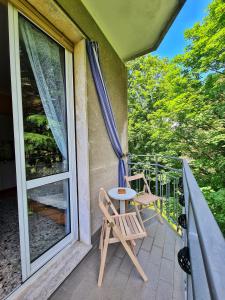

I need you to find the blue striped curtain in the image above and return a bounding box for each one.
[86,41,126,187]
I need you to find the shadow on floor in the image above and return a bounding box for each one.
[50,213,185,300]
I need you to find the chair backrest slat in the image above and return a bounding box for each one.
[125,173,152,195]
[126,173,144,182]
[98,188,119,219]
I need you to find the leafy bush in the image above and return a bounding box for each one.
[202,187,225,235]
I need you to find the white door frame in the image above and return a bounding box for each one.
[8,2,78,280]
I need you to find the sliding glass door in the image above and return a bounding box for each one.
[9,4,77,280]
[0,2,22,298]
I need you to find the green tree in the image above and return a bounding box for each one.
[127,0,225,233]
[175,0,225,189]
[176,0,225,76]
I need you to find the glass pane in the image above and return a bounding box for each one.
[19,15,69,180]
[27,180,70,262]
[0,2,22,298]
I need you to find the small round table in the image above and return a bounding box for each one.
[108,187,137,214]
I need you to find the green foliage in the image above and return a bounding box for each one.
[26,114,48,128]
[24,132,56,152]
[127,0,225,233]
[24,114,57,157]
[23,111,62,177]
[201,187,225,234]
[175,0,225,75]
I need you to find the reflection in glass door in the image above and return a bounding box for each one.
[19,15,69,180]
[9,4,77,279]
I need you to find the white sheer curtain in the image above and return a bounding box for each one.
[19,17,68,162]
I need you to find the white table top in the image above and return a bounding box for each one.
[108,187,136,201]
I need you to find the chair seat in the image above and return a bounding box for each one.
[135,192,160,205]
[111,212,146,241]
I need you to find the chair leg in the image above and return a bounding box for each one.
[157,214,164,224]
[154,202,163,224]
[98,226,110,287]
[99,223,104,250]
[134,205,145,231]
[129,241,136,256]
[115,229,147,282]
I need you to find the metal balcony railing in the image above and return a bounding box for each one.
[183,160,225,300]
[128,154,183,229]
[128,154,225,300]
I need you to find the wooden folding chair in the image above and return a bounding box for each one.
[98,188,148,287]
[125,173,163,225]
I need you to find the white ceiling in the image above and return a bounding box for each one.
[81,0,185,61]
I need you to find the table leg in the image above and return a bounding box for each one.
[125,200,131,212]
[120,201,126,214]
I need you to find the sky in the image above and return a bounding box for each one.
[152,0,212,59]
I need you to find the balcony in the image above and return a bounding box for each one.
[51,155,225,300]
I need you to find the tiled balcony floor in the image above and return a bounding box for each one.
[50,213,185,300]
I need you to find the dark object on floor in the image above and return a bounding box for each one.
[179,194,185,207]
[178,177,183,193]
[178,214,187,229]
[178,246,191,275]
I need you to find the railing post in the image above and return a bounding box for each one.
[155,155,163,214]
[127,154,131,176]
[155,155,158,196]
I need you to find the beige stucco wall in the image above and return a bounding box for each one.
[56,0,128,234]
